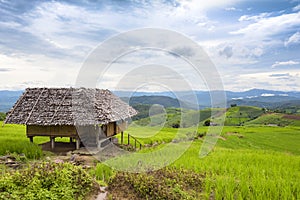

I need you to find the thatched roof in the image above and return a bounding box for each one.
[4,88,137,126]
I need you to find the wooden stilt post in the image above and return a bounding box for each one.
[134,139,136,150]
[69,137,73,143]
[127,133,130,145]
[121,132,123,145]
[29,136,33,143]
[76,138,80,150]
[50,137,55,149]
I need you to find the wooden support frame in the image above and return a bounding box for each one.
[121,131,123,145]
[76,138,80,150]
[28,136,33,143]
[50,137,55,149]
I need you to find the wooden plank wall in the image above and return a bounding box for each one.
[106,122,116,137]
[27,125,77,137]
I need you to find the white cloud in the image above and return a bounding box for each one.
[225,7,241,11]
[261,93,275,96]
[230,70,300,91]
[0,0,300,91]
[232,12,300,39]
[0,53,80,90]
[285,32,300,46]
[271,60,299,68]
[238,12,272,22]
[293,4,300,11]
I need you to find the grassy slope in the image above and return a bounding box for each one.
[135,107,225,127]
[245,113,300,126]
[212,106,264,126]
[111,125,300,199]
[0,122,69,158]
[135,105,300,128]
[218,126,300,155]
[124,125,300,155]
[1,121,300,199]
[172,142,300,199]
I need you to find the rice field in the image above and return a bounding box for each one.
[0,121,68,159]
[106,125,300,199]
[0,120,300,199]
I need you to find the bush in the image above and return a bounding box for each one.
[0,112,5,121]
[0,140,43,159]
[107,168,204,199]
[0,162,98,200]
[90,163,115,185]
[203,119,211,126]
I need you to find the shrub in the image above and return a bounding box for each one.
[0,140,43,159]
[107,168,204,199]
[0,162,98,200]
[203,119,211,126]
[0,113,5,121]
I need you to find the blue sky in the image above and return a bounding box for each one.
[0,0,299,91]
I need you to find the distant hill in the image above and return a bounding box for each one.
[134,105,300,128]
[134,107,225,128]
[121,96,200,110]
[1,89,300,112]
[0,90,23,112]
[116,89,300,109]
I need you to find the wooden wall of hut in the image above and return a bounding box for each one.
[117,121,127,133]
[26,125,77,137]
[106,122,116,137]
[105,121,127,137]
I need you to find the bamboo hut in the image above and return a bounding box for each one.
[4,88,137,150]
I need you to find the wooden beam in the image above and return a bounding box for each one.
[76,138,80,150]
[50,137,55,149]
[121,131,123,145]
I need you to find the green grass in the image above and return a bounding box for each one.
[1,119,300,199]
[120,125,300,155]
[0,121,69,159]
[217,126,300,155]
[135,107,225,128]
[212,106,265,126]
[106,124,300,199]
[172,142,300,199]
[105,132,300,199]
[245,113,300,126]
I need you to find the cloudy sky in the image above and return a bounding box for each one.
[0,0,300,91]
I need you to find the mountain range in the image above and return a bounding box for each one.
[1,89,300,112]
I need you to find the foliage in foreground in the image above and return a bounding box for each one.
[0,140,43,159]
[107,168,204,200]
[172,142,300,200]
[0,162,98,200]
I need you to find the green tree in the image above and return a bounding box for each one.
[0,112,6,121]
[203,119,211,126]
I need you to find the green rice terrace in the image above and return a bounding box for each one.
[0,105,300,199]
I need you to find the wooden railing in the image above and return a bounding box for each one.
[120,132,142,150]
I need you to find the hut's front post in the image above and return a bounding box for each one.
[50,137,55,149]
[121,131,123,145]
[29,136,33,143]
[76,138,80,150]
